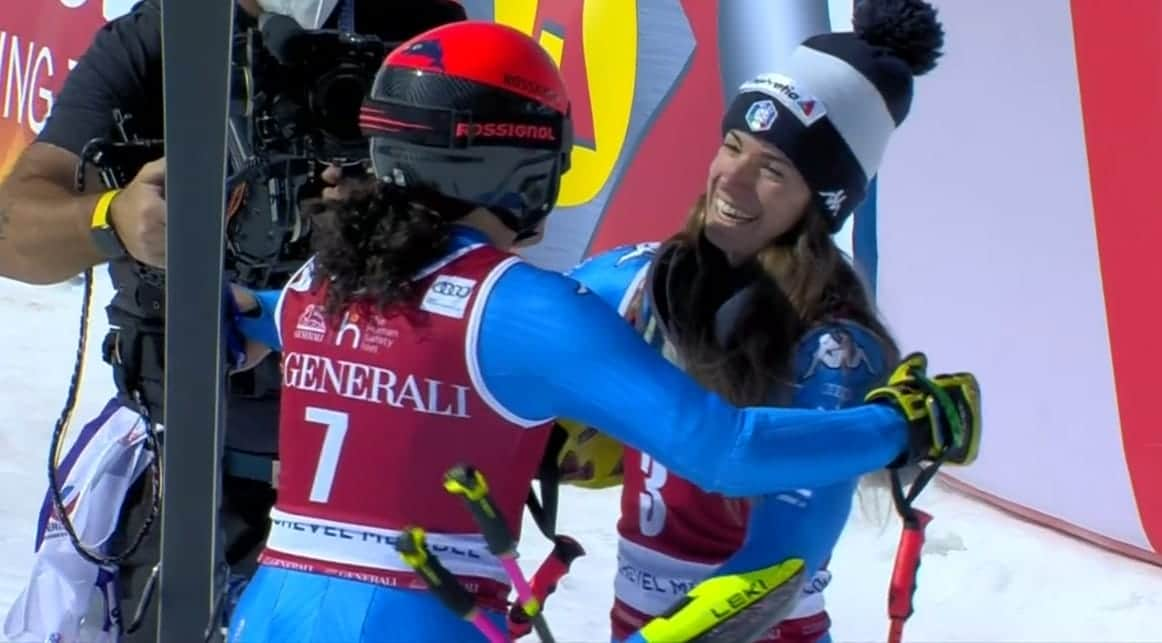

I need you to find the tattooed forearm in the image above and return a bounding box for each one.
[0,206,9,240]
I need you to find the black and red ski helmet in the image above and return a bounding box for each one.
[358,21,573,235]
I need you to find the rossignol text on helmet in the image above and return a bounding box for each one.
[358,21,573,235]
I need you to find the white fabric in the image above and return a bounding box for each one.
[264,508,511,586]
[3,405,154,643]
[256,0,341,29]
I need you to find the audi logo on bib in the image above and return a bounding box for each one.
[420,275,479,319]
[432,281,472,298]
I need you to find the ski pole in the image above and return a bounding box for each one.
[508,535,585,639]
[444,464,556,643]
[887,509,932,643]
[885,453,943,643]
[396,526,508,643]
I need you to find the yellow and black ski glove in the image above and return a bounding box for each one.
[865,352,982,467]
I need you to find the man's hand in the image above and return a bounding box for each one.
[109,157,167,268]
[866,352,982,467]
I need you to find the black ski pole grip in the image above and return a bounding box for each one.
[396,526,477,618]
[444,464,515,557]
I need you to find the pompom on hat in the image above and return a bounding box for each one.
[722,0,945,232]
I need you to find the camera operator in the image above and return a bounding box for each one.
[0,1,467,641]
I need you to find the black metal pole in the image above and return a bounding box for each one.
[159,0,235,640]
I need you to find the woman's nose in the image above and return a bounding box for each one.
[720,156,758,185]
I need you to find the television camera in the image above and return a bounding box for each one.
[77,13,392,290]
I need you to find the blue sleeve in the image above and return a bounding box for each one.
[477,263,909,496]
[234,288,283,351]
[717,323,891,576]
[566,242,659,313]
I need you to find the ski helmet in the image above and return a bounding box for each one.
[358,21,573,235]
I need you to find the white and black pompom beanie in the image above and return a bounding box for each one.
[722,0,945,232]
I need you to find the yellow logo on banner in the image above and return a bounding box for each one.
[494,0,637,207]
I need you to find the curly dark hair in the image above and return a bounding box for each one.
[307,177,466,318]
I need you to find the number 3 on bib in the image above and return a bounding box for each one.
[304,406,350,503]
[639,454,668,536]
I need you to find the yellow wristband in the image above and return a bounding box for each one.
[90,189,122,229]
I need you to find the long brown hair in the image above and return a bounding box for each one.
[655,193,899,407]
[656,193,901,521]
[307,177,468,319]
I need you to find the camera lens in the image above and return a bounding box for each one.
[314,65,369,143]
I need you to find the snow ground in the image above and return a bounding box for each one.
[1,272,1160,642]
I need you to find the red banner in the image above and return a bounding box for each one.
[0,0,110,175]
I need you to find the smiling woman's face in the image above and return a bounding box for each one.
[702,129,812,263]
